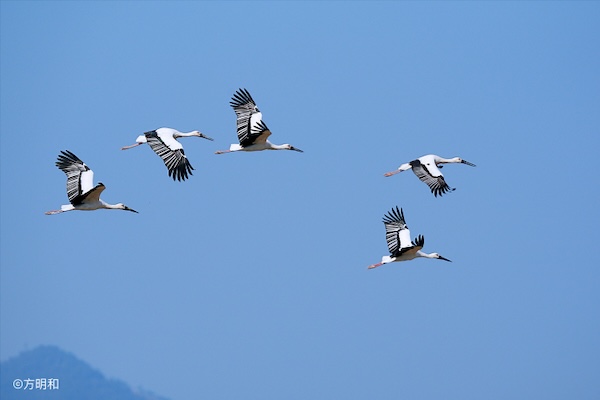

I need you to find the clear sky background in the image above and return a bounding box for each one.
[1,1,599,399]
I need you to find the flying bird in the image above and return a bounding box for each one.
[121,128,213,181]
[215,88,303,154]
[384,154,475,197]
[46,150,138,215]
[368,206,451,269]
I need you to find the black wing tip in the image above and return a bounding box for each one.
[168,159,195,181]
[56,149,80,162]
[55,150,85,170]
[253,119,269,132]
[412,234,425,247]
[59,149,76,157]
[382,205,405,224]
[230,88,255,108]
[432,186,456,197]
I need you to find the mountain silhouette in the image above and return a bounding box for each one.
[1,345,169,400]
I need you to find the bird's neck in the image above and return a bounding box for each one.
[437,157,459,164]
[174,131,196,138]
[416,251,436,259]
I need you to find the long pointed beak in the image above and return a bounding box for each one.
[438,255,452,262]
[291,146,303,152]
[200,134,214,141]
[461,160,476,167]
[384,170,402,177]
[125,206,139,213]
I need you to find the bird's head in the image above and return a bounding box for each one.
[432,253,452,262]
[117,203,138,213]
[285,144,303,152]
[193,131,214,141]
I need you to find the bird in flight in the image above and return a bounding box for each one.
[46,150,138,215]
[384,154,475,197]
[121,127,213,181]
[215,88,303,154]
[368,206,451,269]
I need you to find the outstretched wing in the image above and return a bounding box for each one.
[383,206,413,256]
[144,130,193,181]
[230,88,269,147]
[249,120,272,144]
[411,234,425,251]
[230,88,259,118]
[410,159,455,197]
[78,183,106,205]
[55,150,95,204]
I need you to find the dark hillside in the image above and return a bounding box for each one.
[1,346,169,400]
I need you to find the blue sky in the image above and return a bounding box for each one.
[1,1,599,399]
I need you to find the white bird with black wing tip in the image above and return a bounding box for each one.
[384,154,476,197]
[368,206,451,269]
[215,88,303,154]
[46,150,138,215]
[121,127,213,181]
